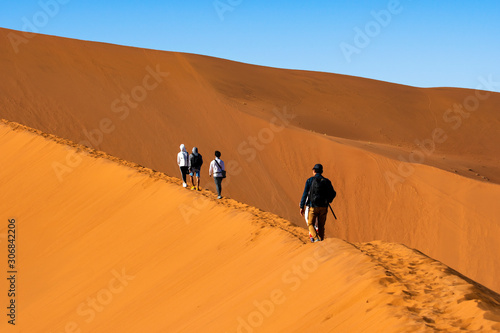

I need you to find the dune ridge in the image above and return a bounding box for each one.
[1,27,500,294]
[1,121,500,332]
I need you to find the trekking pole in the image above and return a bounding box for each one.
[328,204,337,220]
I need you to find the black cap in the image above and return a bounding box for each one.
[312,164,323,173]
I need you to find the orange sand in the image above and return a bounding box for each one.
[0,27,499,296]
[1,122,500,332]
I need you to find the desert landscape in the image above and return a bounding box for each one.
[1,27,500,332]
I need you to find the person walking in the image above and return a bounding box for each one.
[304,206,319,242]
[209,150,225,199]
[189,147,203,190]
[177,144,190,188]
[299,164,336,242]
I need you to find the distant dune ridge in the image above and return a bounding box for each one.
[0,25,499,297]
[1,120,500,332]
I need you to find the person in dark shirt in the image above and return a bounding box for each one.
[189,147,203,191]
[300,164,336,242]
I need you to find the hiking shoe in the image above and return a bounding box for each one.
[197,187,201,191]
[182,182,187,188]
[313,238,321,243]
[191,186,196,190]
[217,195,222,199]
[310,237,315,243]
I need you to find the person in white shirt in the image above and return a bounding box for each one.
[177,144,190,187]
[209,150,225,199]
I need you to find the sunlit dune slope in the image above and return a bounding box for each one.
[1,122,500,332]
[1,28,499,294]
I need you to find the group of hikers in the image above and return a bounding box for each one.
[177,144,336,242]
[177,144,226,199]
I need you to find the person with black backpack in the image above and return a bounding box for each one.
[189,147,203,191]
[299,164,336,242]
[209,150,226,199]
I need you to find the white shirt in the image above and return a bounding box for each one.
[209,158,225,177]
[177,150,189,167]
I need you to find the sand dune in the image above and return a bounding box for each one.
[1,27,500,295]
[1,122,500,332]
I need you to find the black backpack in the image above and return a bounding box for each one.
[308,176,336,207]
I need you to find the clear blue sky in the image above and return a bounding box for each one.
[1,0,499,89]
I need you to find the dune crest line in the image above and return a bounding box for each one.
[1,120,500,332]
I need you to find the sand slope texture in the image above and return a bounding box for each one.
[1,121,500,332]
[1,27,499,294]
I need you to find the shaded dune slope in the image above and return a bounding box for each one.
[1,122,500,332]
[1,28,499,293]
[1,28,499,183]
